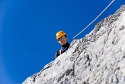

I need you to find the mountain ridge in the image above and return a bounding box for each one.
[23,5,125,84]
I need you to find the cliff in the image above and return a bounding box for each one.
[23,5,125,84]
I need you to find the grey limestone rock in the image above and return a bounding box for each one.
[23,5,125,84]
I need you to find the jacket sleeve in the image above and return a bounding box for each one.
[54,50,60,60]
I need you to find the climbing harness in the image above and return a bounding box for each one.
[73,0,115,39]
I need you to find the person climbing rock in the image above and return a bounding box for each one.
[54,31,70,59]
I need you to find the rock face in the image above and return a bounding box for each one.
[23,5,125,84]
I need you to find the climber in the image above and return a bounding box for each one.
[54,31,70,59]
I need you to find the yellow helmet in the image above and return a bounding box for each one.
[56,31,66,40]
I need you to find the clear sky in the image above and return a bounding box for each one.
[0,0,125,84]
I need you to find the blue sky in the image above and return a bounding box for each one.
[0,0,125,84]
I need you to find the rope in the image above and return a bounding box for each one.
[73,0,115,39]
